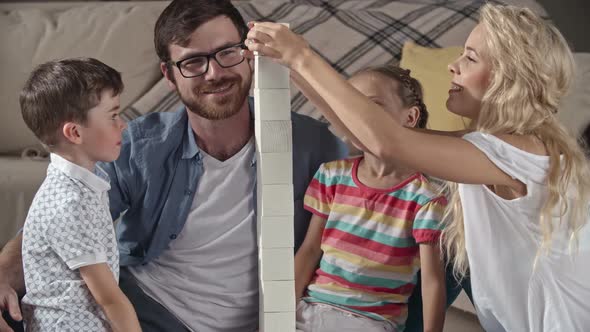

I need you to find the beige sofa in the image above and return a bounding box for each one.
[2,1,590,323]
[1,0,589,263]
[0,1,167,247]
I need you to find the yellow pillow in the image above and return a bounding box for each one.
[400,42,468,131]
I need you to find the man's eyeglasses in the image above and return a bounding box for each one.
[170,42,247,78]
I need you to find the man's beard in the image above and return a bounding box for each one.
[177,75,251,121]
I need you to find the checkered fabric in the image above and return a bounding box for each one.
[121,0,546,122]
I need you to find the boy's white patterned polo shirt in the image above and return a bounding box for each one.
[21,153,118,331]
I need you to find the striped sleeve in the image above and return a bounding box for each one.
[303,163,334,219]
[413,196,447,244]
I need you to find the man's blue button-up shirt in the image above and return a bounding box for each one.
[99,102,348,266]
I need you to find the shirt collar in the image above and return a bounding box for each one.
[50,153,111,193]
[181,98,258,166]
[182,116,200,160]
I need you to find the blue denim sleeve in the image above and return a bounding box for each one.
[97,131,134,221]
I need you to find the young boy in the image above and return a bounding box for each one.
[19,58,141,332]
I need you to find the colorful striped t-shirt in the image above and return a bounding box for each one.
[303,157,447,330]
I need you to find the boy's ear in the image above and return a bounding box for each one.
[405,106,421,128]
[62,122,83,145]
[160,62,177,90]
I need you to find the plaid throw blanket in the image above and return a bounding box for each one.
[122,0,546,121]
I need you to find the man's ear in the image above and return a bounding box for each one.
[160,62,177,90]
[405,106,421,128]
[62,122,83,145]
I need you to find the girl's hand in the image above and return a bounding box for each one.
[245,21,311,70]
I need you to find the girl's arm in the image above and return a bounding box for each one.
[80,263,141,332]
[246,23,522,189]
[419,243,446,332]
[294,214,325,300]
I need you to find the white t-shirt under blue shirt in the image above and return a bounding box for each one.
[22,153,118,331]
[129,138,258,332]
[460,132,590,332]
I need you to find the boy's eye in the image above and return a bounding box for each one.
[111,113,119,120]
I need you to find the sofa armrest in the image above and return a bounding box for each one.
[0,157,48,248]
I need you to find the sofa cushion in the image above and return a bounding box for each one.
[400,41,467,131]
[0,157,49,248]
[0,2,167,154]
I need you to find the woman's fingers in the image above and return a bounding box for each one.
[246,29,273,45]
[246,21,307,67]
[248,21,282,32]
[245,40,282,59]
[241,48,255,60]
[248,21,288,40]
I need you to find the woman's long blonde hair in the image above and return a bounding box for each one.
[442,4,590,279]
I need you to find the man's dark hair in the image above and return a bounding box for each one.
[20,57,123,148]
[154,0,248,64]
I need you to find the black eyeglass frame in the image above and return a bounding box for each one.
[169,42,247,78]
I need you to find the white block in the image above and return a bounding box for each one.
[260,312,296,332]
[255,56,290,90]
[257,121,292,153]
[254,89,291,121]
[254,120,262,152]
[260,184,294,217]
[258,152,292,185]
[261,280,296,312]
[259,216,294,248]
[255,56,289,89]
[261,248,294,281]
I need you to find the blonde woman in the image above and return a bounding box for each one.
[245,3,590,331]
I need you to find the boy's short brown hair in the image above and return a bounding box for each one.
[20,57,123,148]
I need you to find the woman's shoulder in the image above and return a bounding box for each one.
[463,132,550,160]
[462,132,551,184]
[495,134,549,157]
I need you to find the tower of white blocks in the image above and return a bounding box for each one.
[254,23,297,332]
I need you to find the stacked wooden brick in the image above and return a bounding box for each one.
[254,39,297,331]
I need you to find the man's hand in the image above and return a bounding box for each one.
[0,233,26,332]
[0,282,22,332]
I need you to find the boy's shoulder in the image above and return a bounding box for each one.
[29,166,98,219]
